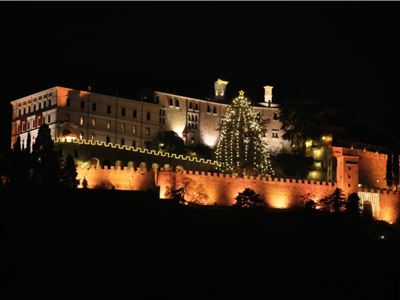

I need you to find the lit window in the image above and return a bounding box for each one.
[80,116,84,126]
[107,121,111,130]
[91,118,96,128]
[132,125,136,135]
[79,132,83,139]
[121,123,125,133]
[145,127,150,135]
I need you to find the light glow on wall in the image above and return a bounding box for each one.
[269,195,290,209]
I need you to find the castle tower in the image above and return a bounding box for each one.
[332,147,359,196]
[214,79,229,101]
[264,85,273,106]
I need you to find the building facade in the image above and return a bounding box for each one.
[10,80,290,154]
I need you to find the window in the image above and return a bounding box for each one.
[273,113,278,120]
[146,112,151,121]
[348,175,351,179]
[132,125,136,135]
[66,114,70,122]
[80,101,85,109]
[121,138,125,145]
[145,127,150,135]
[133,109,137,118]
[80,116,84,126]
[33,120,36,128]
[17,125,20,133]
[175,99,179,107]
[48,100,51,107]
[272,132,279,138]
[107,121,111,130]
[156,96,160,102]
[91,118,96,128]
[24,108,27,114]
[348,167,351,170]
[66,98,70,107]
[48,92,53,97]
[106,136,110,144]
[27,122,30,130]
[43,102,47,108]
[348,184,351,187]
[121,123,125,133]
[121,108,126,116]
[38,116,41,126]
[39,103,42,110]
[195,103,199,111]
[19,109,22,116]
[90,134,95,141]
[107,105,111,114]
[189,102,193,110]
[132,140,136,148]
[34,105,37,111]
[28,106,31,113]
[47,115,51,123]
[79,132,83,140]
[169,98,173,106]
[92,103,96,111]
[213,106,217,114]
[207,105,211,113]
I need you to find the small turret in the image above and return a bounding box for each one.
[214,79,229,101]
[264,85,273,106]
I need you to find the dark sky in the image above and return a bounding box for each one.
[1,2,400,152]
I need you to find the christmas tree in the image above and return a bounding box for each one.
[215,90,275,177]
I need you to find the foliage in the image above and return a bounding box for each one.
[345,193,360,216]
[279,100,339,154]
[8,136,31,189]
[319,188,346,212]
[234,188,265,209]
[94,180,115,190]
[304,199,316,211]
[154,131,185,154]
[60,154,79,189]
[272,153,314,179]
[186,144,214,160]
[215,91,274,177]
[31,124,61,189]
[170,187,185,204]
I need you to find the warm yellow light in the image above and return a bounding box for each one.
[239,90,245,96]
[216,79,229,85]
[305,140,312,148]
[270,195,290,209]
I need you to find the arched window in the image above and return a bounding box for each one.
[213,106,217,114]
[207,105,211,113]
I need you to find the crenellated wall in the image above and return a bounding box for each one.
[157,170,338,208]
[77,165,156,191]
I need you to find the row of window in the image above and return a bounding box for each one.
[17,115,51,133]
[17,99,53,117]
[167,98,219,115]
[67,99,152,120]
[74,115,151,135]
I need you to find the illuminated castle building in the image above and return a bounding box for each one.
[10,79,290,153]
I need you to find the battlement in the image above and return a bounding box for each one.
[55,138,221,166]
[359,187,399,195]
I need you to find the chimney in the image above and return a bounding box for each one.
[214,79,229,100]
[264,85,273,106]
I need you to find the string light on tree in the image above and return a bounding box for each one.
[215,90,274,177]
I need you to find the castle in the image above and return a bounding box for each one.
[9,81,400,224]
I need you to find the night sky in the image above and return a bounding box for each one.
[1,2,400,153]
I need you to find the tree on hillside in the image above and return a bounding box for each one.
[60,154,79,189]
[234,188,265,208]
[154,130,186,154]
[215,90,274,177]
[345,193,360,216]
[319,188,346,213]
[8,136,31,189]
[279,100,339,154]
[31,124,61,189]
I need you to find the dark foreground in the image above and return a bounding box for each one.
[1,189,400,299]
